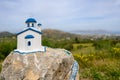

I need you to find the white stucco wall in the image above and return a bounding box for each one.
[17,30,44,52]
[36,26,41,32]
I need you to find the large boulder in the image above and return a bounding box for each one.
[0,47,79,80]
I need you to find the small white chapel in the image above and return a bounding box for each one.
[15,18,45,53]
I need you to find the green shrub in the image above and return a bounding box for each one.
[115,43,120,48]
[93,40,113,50]
[0,38,16,58]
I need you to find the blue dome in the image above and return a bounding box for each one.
[37,23,42,26]
[25,18,37,23]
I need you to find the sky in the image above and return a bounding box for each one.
[0,0,120,32]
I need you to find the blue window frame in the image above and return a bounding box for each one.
[28,41,31,46]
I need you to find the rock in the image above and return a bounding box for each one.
[0,47,79,80]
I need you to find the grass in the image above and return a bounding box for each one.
[0,39,120,80]
[72,43,95,54]
[72,43,120,80]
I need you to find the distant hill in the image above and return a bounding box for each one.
[42,29,79,40]
[41,29,109,40]
[0,31,15,38]
[0,29,119,40]
[0,29,78,40]
[71,30,120,35]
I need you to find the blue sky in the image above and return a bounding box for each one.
[0,0,120,32]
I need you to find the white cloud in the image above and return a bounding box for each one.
[0,0,120,32]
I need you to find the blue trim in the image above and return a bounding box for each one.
[64,50,71,55]
[14,50,45,54]
[44,46,46,52]
[17,28,42,35]
[14,50,42,54]
[70,61,79,80]
[25,35,34,39]
[25,18,37,23]
[14,46,46,54]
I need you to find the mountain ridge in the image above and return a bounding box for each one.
[71,30,120,35]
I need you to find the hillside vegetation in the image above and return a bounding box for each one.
[0,29,120,80]
[0,31,15,38]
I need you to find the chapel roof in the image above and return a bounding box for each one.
[25,18,37,23]
[17,27,42,35]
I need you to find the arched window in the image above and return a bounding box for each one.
[28,41,31,46]
[32,23,34,27]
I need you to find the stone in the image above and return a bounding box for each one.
[0,47,79,80]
